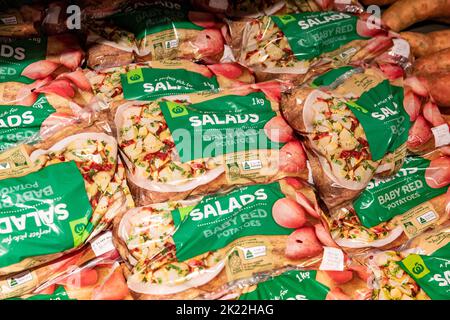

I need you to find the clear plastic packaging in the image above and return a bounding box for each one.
[114,178,344,299]
[112,82,311,205]
[0,123,134,276]
[327,150,449,251]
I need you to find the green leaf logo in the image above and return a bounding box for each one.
[400,254,430,279]
[166,101,188,118]
[279,15,296,25]
[126,68,144,84]
[412,262,424,275]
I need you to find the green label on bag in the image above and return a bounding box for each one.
[121,68,219,101]
[113,2,202,40]
[160,92,281,163]
[346,80,409,161]
[354,157,447,228]
[239,270,329,300]
[171,182,293,261]
[272,11,367,61]
[0,95,56,151]
[9,286,72,300]
[398,244,450,300]
[0,161,93,268]
[0,37,47,84]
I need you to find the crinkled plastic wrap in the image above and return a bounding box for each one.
[214,264,372,300]
[0,69,99,152]
[0,34,85,106]
[0,124,134,276]
[193,0,363,17]
[87,1,227,65]
[230,11,405,83]
[85,60,255,109]
[282,66,410,208]
[0,3,43,36]
[114,178,346,299]
[403,76,450,155]
[112,83,310,205]
[357,224,449,300]
[0,231,131,300]
[327,150,450,251]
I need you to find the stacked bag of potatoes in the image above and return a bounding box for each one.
[0,0,447,301]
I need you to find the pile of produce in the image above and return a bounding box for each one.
[0,0,448,300]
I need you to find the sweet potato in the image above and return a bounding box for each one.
[361,0,398,5]
[401,30,450,58]
[418,72,450,107]
[413,48,450,75]
[382,0,450,32]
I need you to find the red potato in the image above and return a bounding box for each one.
[326,287,351,300]
[193,29,224,57]
[425,156,450,189]
[404,76,428,97]
[314,224,339,248]
[349,265,372,282]
[92,268,130,300]
[401,30,450,58]
[34,79,75,98]
[59,268,99,288]
[59,49,84,70]
[251,81,283,103]
[285,177,305,189]
[57,69,93,92]
[403,89,421,122]
[36,284,57,295]
[379,63,404,80]
[15,76,54,106]
[272,198,307,229]
[21,60,60,80]
[423,102,446,127]
[264,116,294,143]
[285,227,323,260]
[279,141,307,174]
[407,115,433,149]
[295,192,320,219]
[382,0,450,32]
[356,19,385,38]
[207,63,243,79]
[324,270,354,285]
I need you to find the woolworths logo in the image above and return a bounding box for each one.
[69,217,89,247]
[165,101,189,118]
[126,68,144,84]
[278,15,296,24]
[401,254,430,279]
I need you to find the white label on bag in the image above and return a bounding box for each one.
[431,124,450,147]
[1,16,18,25]
[90,231,115,257]
[392,39,410,59]
[319,247,345,271]
[7,271,33,288]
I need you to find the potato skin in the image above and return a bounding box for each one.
[413,48,450,75]
[401,30,450,58]
[418,72,450,107]
[361,0,398,5]
[382,0,450,32]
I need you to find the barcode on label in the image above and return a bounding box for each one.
[90,231,115,257]
[431,124,450,147]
